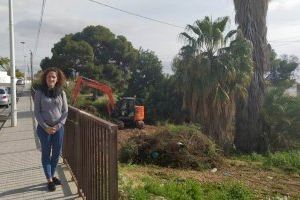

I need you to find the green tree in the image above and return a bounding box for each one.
[125,49,170,123]
[40,25,138,93]
[145,75,183,124]
[73,25,115,65]
[263,54,300,151]
[233,0,270,153]
[126,49,164,98]
[262,89,300,151]
[73,26,137,69]
[16,69,24,78]
[267,51,298,88]
[41,34,94,77]
[40,57,52,70]
[0,57,10,73]
[0,57,25,78]
[174,17,253,152]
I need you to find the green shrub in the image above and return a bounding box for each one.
[234,151,300,173]
[118,175,150,200]
[202,182,255,200]
[119,175,255,200]
[91,98,110,119]
[262,88,300,151]
[263,151,300,173]
[119,140,138,164]
[143,178,203,200]
[234,152,265,162]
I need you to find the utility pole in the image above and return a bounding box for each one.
[9,0,17,126]
[20,41,26,83]
[30,50,33,84]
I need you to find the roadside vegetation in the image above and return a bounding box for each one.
[118,162,300,199]
[119,173,255,200]
[30,0,300,198]
[235,151,300,173]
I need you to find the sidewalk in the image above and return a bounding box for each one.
[0,87,80,200]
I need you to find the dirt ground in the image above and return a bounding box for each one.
[118,126,300,199]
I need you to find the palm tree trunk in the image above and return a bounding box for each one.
[233,0,269,152]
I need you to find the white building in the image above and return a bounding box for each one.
[0,66,11,87]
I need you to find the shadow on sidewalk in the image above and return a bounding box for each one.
[17,111,34,119]
[0,183,47,198]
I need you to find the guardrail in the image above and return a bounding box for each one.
[64,106,118,200]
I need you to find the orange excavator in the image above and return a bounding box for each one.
[71,76,145,129]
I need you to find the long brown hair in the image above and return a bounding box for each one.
[40,67,66,88]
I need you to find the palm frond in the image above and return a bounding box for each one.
[225,30,237,44]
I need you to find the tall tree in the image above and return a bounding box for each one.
[233,0,270,152]
[125,49,166,123]
[16,69,25,78]
[72,26,138,71]
[1,57,25,78]
[175,17,253,152]
[263,54,300,151]
[40,25,139,92]
[126,49,164,98]
[0,57,10,73]
[41,34,95,77]
[267,50,299,88]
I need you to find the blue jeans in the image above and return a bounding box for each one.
[37,125,64,180]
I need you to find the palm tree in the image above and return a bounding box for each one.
[174,17,253,152]
[233,0,270,152]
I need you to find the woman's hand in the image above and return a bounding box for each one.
[45,127,56,134]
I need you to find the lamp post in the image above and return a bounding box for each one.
[9,0,17,126]
[30,50,33,84]
[20,41,26,83]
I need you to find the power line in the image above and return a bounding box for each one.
[34,0,47,56]
[88,0,184,29]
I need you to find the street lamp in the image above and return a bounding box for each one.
[9,0,17,126]
[29,50,33,84]
[20,41,26,83]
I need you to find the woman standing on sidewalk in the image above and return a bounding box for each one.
[34,67,68,192]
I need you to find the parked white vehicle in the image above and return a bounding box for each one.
[16,79,25,85]
[0,87,11,107]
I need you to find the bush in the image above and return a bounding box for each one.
[202,182,254,200]
[91,98,110,119]
[144,178,203,200]
[119,124,221,170]
[263,151,300,173]
[119,174,255,200]
[262,88,300,151]
[233,150,300,173]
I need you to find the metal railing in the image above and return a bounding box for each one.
[31,88,118,199]
[64,106,118,200]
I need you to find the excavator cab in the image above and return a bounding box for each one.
[112,97,145,129]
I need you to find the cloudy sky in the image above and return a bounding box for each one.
[0,0,299,78]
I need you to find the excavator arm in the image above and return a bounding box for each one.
[71,76,115,115]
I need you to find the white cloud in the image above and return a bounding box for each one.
[269,0,300,11]
[1,0,300,76]
[0,4,6,11]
